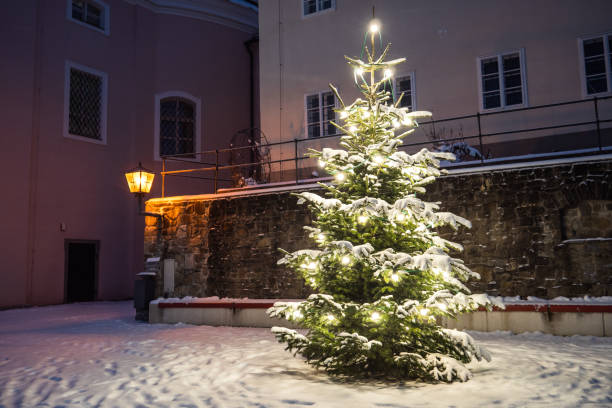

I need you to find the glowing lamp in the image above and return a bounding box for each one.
[125,162,155,194]
[369,19,380,33]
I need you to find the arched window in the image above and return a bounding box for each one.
[154,92,201,159]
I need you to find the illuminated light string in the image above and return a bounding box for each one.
[341,255,351,265]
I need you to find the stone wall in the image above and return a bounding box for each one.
[145,158,612,299]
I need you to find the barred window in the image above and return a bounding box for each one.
[67,66,106,141]
[68,0,109,34]
[160,98,196,156]
[306,91,336,138]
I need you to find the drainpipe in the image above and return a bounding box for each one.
[244,35,259,169]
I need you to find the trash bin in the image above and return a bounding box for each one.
[134,257,160,321]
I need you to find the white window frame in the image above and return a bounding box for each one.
[63,60,108,145]
[66,0,110,36]
[391,72,416,110]
[301,0,336,19]
[304,91,338,139]
[477,48,528,112]
[578,32,612,98]
[154,91,202,161]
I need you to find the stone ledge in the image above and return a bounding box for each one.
[149,299,612,336]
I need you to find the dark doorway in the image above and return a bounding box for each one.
[65,240,99,303]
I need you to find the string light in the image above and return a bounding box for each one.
[358,214,368,225]
[326,314,335,322]
[420,308,429,316]
[383,68,393,79]
[396,213,406,222]
[354,67,364,76]
[391,273,399,282]
[372,155,384,165]
[392,120,400,129]
[318,159,325,168]
[335,172,346,182]
[341,255,351,265]
[371,311,381,322]
[317,233,325,241]
[369,20,380,33]
[340,110,349,119]
[307,262,317,270]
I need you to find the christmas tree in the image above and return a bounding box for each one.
[268,21,502,382]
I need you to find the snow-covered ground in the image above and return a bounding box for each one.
[0,302,611,408]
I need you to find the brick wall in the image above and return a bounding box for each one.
[145,159,612,299]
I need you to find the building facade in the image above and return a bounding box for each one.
[259,0,612,180]
[0,0,257,307]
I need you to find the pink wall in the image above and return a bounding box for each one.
[0,0,257,307]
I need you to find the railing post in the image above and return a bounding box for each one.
[161,158,165,198]
[214,149,219,193]
[294,138,299,184]
[593,96,602,153]
[476,112,484,163]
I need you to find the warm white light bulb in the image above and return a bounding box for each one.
[392,120,400,129]
[307,262,317,270]
[358,215,368,225]
[326,314,335,322]
[369,22,380,33]
[391,273,399,282]
[341,255,351,265]
[354,67,364,76]
[335,172,346,182]
[318,159,325,168]
[317,233,325,241]
[420,308,429,316]
[340,110,349,119]
[396,213,406,222]
[373,155,384,165]
[371,311,381,322]
[402,117,413,126]
[348,125,357,133]
[383,68,393,79]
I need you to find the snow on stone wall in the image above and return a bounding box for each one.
[144,159,612,299]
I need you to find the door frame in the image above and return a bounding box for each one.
[64,239,100,303]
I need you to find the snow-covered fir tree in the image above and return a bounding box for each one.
[268,22,503,382]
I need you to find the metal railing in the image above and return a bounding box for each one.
[160,95,612,197]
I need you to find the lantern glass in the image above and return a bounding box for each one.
[125,164,155,194]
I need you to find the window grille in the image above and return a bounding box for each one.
[306,92,336,138]
[582,35,612,95]
[160,99,196,156]
[479,51,525,110]
[68,68,103,140]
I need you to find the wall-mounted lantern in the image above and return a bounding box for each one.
[125,162,163,222]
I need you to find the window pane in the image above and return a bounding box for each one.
[72,1,84,20]
[319,0,333,11]
[321,92,334,106]
[586,76,608,94]
[303,0,316,15]
[178,101,194,119]
[160,101,177,118]
[484,93,501,109]
[481,58,498,75]
[85,3,102,28]
[505,89,522,106]
[324,122,335,136]
[396,76,412,109]
[322,105,334,123]
[307,109,320,124]
[308,124,320,138]
[306,94,319,109]
[483,76,500,92]
[68,68,102,139]
[583,38,604,58]
[502,54,520,71]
